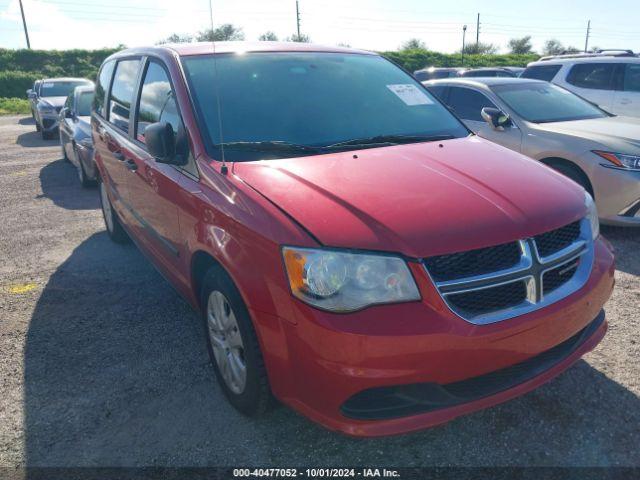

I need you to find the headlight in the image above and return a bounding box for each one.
[282,247,420,312]
[584,192,599,240]
[593,150,640,170]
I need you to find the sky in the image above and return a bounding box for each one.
[0,0,639,54]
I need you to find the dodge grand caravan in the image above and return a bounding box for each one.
[93,42,614,437]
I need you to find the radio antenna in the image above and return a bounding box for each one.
[208,0,228,174]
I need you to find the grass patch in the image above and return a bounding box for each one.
[0,97,31,115]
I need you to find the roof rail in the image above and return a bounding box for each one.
[539,50,637,61]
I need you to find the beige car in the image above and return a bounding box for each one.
[425,78,640,226]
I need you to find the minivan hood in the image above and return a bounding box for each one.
[234,137,586,258]
[540,116,640,152]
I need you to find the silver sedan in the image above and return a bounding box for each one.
[425,78,640,226]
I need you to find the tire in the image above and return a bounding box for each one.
[99,177,129,244]
[549,161,594,198]
[75,145,94,188]
[200,266,273,416]
[35,121,41,132]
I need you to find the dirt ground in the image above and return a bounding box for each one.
[0,115,639,467]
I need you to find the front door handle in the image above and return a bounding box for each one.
[113,151,125,161]
[620,98,632,105]
[125,159,138,172]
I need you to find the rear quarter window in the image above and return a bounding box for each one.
[521,64,562,81]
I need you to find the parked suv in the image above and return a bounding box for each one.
[93,43,613,437]
[31,77,93,139]
[522,51,640,117]
[425,78,640,226]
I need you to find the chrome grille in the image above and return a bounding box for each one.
[424,218,594,325]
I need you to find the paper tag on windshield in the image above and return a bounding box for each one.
[42,82,54,88]
[387,84,433,106]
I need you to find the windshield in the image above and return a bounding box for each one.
[182,52,468,161]
[491,82,608,123]
[40,81,90,98]
[76,91,94,116]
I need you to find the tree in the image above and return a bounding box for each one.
[259,31,278,41]
[543,39,564,55]
[157,33,193,45]
[400,38,426,51]
[508,36,533,54]
[196,24,245,42]
[462,42,498,54]
[285,33,311,43]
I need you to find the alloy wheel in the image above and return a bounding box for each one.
[206,290,247,394]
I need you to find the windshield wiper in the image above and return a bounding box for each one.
[218,141,322,154]
[322,134,456,149]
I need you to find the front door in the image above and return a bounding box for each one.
[124,59,186,278]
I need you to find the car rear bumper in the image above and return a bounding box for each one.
[262,237,614,437]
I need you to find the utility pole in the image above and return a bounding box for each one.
[476,13,480,45]
[584,20,591,52]
[462,25,467,66]
[296,1,301,40]
[18,0,31,49]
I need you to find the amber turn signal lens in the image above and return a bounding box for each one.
[283,248,306,292]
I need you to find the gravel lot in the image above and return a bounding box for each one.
[0,114,639,468]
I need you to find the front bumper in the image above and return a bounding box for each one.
[39,114,59,132]
[261,237,614,437]
[588,163,640,226]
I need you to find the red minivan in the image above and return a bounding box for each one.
[92,42,614,437]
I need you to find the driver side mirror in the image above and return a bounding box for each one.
[145,121,187,166]
[481,107,511,131]
[64,108,73,119]
[27,90,36,99]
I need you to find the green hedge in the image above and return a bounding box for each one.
[381,49,539,72]
[0,70,44,98]
[0,97,30,115]
[0,48,116,78]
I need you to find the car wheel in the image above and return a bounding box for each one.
[99,178,129,244]
[550,162,594,198]
[75,145,94,188]
[35,121,41,132]
[201,266,273,416]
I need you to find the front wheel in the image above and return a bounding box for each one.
[99,178,129,244]
[201,267,273,416]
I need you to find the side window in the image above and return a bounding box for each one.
[521,65,561,81]
[109,59,141,133]
[447,87,497,122]
[136,60,195,176]
[623,64,640,92]
[426,85,447,101]
[94,60,115,118]
[136,61,181,142]
[566,63,617,90]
